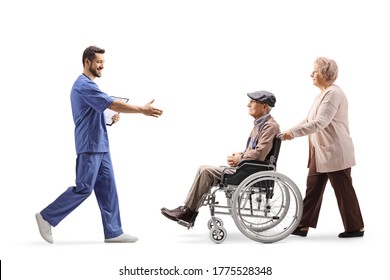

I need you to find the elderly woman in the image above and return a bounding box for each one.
[279,57,364,238]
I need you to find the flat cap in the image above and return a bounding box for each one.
[247,90,276,107]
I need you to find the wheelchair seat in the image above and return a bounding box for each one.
[222,137,282,186]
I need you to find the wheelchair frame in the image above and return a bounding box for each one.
[178,137,303,243]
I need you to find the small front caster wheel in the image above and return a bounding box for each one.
[209,227,227,244]
[207,217,224,230]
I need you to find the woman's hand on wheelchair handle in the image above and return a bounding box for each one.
[278,130,294,141]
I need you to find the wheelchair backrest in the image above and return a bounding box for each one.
[264,137,282,165]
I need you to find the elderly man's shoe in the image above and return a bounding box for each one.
[338,230,364,238]
[35,213,53,244]
[161,206,186,221]
[177,207,197,225]
[104,233,138,243]
[161,206,197,226]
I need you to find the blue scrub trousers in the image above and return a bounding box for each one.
[41,152,123,239]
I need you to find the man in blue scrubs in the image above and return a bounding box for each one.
[36,46,163,243]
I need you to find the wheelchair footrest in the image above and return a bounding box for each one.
[177,219,192,229]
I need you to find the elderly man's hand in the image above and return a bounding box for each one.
[227,152,242,167]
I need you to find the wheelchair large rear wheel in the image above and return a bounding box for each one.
[231,171,303,243]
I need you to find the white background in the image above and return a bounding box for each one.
[1,0,389,279]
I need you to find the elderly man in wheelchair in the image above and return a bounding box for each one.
[161,91,303,243]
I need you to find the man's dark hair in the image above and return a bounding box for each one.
[82,46,105,67]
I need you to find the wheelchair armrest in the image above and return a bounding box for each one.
[237,159,269,167]
[222,160,276,186]
[221,166,237,173]
[237,160,276,172]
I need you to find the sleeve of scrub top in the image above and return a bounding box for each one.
[79,80,114,113]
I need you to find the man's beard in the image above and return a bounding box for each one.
[89,67,102,78]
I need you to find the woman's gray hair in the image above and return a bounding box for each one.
[314,57,338,84]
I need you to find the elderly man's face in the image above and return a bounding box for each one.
[247,100,268,119]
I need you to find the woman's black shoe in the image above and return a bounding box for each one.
[291,225,308,237]
[338,230,364,238]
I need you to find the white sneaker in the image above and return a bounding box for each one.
[35,213,53,244]
[104,233,138,243]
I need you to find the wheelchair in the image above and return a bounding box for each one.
[178,137,303,244]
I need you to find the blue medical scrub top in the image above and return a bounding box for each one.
[70,74,114,154]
